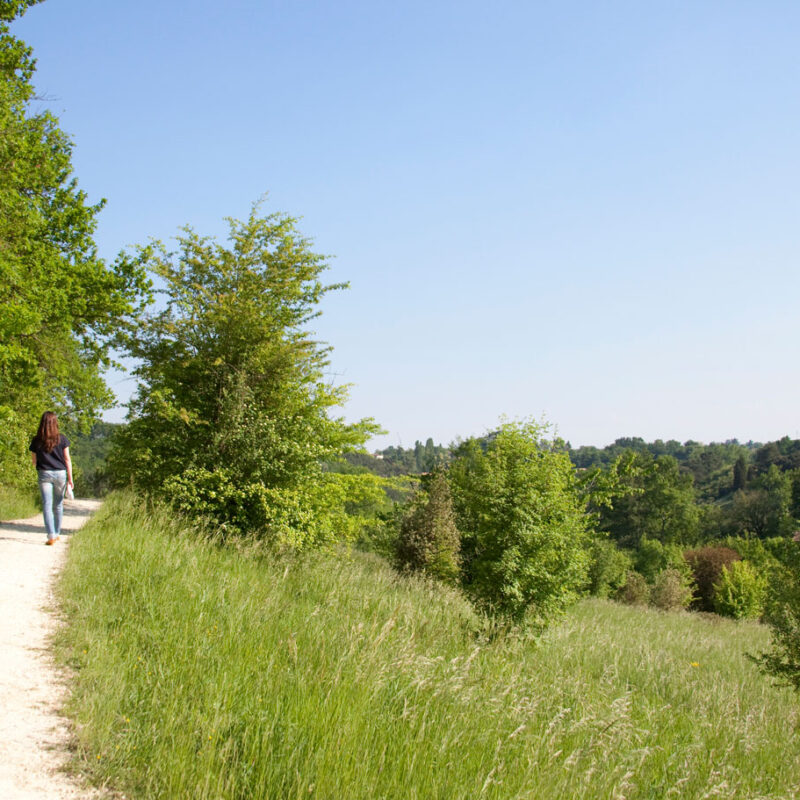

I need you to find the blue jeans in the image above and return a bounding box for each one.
[38,469,67,537]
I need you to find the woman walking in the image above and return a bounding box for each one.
[29,412,74,545]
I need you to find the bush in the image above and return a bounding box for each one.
[163,467,391,549]
[712,561,767,620]
[720,536,781,571]
[684,546,741,612]
[759,606,800,690]
[586,538,632,598]
[635,538,689,583]
[617,571,650,606]
[395,469,461,584]
[449,420,590,625]
[651,568,694,612]
[755,536,800,690]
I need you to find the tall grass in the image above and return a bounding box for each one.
[0,484,39,520]
[57,494,800,799]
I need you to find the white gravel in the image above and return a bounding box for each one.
[0,498,105,800]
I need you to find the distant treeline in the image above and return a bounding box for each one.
[339,435,799,502]
[79,427,800,536]
[332,433,800,549]
[568,436,800,503]
[331,438,451,477]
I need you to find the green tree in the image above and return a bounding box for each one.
[760,465,795,536]
[0,0,149,485]
[109,205,379,542]
[449,419,590,625]
[731,466,794,538]
[414,439,425,472]
[790,468,800,520]
[596,453,699,548]
[422,437,436,471]
[733,455,749,492]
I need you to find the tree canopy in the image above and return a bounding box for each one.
[0,0,149,484]
[109,206,380,542]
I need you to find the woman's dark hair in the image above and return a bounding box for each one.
[35,411,60,453]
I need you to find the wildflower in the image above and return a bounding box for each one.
[691,661,699,667]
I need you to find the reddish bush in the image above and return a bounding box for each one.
[684,546,741,612]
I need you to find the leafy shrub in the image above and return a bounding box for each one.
[684,546,741,612]
[712,561,767,619]
[395,469,461,584]
[163,467,391,549]
[635,538,690,583]
[720,536,780,570]
[759,605,800,691]
[651,568,694,612]
[0,406,33,491]
[617,571,650,606]
[760,537,797,568]
[449,420,590,625]
[586,538,632,598]
[755,535,800,690]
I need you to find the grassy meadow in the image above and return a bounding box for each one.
[56,495,800,799]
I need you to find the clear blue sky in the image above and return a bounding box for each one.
[16,0,800,448]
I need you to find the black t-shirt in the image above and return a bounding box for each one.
[30,434,70,471]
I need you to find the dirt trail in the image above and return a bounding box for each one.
[0,498,104,799]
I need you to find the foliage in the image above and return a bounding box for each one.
[650,568,694,612]
[163,467,392,548]
[616,570,650,606]
[572,437,800,549]
[57,495,800,799]
[758,606,800,692]
[594,452,699,549]
[336,439,452,478]
[719,535,781,573]
[684,546,741,612]
[108,205,379,542]
[585,537,632,598]
[730,466,795,539]
[395,468,461,583]
[68,421,120,497]
[733,454,749,491]
[449,419,590,624]
[0,2,149,487]
[751,436,800,476]
[755,535,800,690]
[579,450,647,517]
[571,437,758,501]
[634,538,689,583]
[712,561,767,620]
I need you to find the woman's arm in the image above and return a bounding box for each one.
[31,452,37,468]
[63,446,74,488]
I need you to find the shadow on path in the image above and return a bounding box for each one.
[0,522,44,539]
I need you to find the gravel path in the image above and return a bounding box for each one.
[0,498,104,799]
